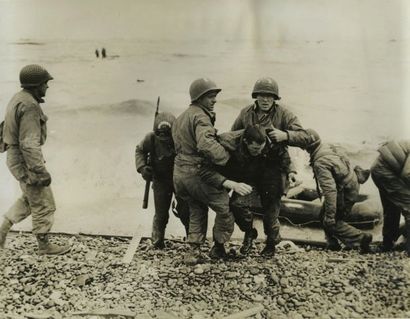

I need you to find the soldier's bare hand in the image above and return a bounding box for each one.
[268,129,288,143]
[232,182,253,196]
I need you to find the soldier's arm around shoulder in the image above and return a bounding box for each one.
[194,112,230,166]
[18,103,48,175]
[280,106,311,148]
[135,132,154,172]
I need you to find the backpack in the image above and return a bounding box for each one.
[0,121,8,153]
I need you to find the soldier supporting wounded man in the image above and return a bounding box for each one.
[228,77,310,254]
[301,129,373,252]
[172,78,252,263]
[0,64,70,255]
[135,112,190,249]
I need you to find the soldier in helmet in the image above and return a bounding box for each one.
[0,64,70,255]
[230,77,310,254]
[135,112,190,249]
[302,128,373,252]
[172,78,252,263]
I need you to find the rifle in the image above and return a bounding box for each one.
[142,96,160,209]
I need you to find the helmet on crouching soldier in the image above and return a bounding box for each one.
[154,112,176,140]
[189,78,221,103]
[252,77,280,100]
[20,64,53,88]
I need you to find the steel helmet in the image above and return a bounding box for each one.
[305,128,321,149]
[154,112,176,140]
[20,64,53,88]
[252,77,280,100]
[189,78,221,103]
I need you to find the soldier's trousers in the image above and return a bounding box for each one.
[321,178,364,247]
[151,178,190,245]
[371,156,410,246]
[173,165,234,245]
[5,182,55,234]
[231,183,282,244]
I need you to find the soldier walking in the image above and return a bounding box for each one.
[135,112,190,249]
[0,64,70,255]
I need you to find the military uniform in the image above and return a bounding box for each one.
[172,103,232,245]
[310,143,368,248]
[3,89,55,234]
[200,130,291,245]
[231,102,310,147]
[371,140,410,252]
[135,131,190,246]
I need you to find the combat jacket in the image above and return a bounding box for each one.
[310,143,357,218]
[135,132,175,181]
[231,102,310,147]
[3,90,49,180]
[172,103,230,168]
[377,140,410,185]
[200,130,291,188]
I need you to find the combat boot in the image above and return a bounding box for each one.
[183,244,202,265]
[405,216,410,257]
[0,218,13,249]
[36,234,71,256]
[153,240,166,250]
[326,237,342,251]
[360,233,373,254]
[240,228,258,255]
[209,242,227,260]
[261,236,276,257]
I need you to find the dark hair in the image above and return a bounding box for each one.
[243,125,266,144]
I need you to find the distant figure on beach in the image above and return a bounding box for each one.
[101,48,106,58]
[95,49,99,58]
[0,64,70,255]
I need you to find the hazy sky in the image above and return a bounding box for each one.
[0,0,408,42]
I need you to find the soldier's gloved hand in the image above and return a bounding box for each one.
[140,166,153,181]
[268,128,288,143]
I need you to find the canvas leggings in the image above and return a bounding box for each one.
[5,182,55,234]
[173,165,234,245]
[151,178,190,245]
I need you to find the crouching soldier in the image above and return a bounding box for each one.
[0,64,70,255]
[135,112,190,249]
[302,129,372,252]
[201,125,294,256]
[370,140,410,256]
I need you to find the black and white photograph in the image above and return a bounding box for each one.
[0,0,409,318]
